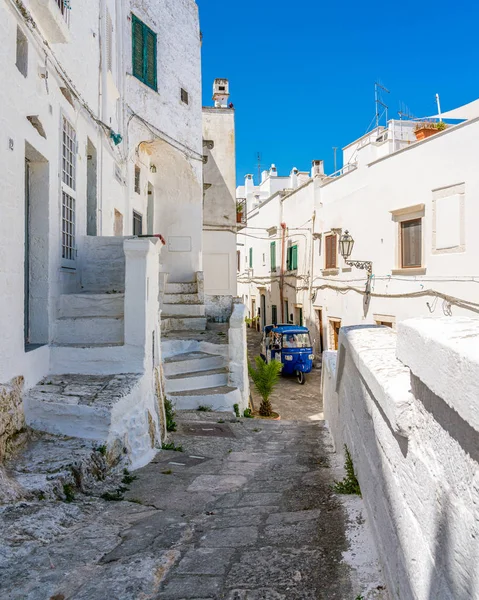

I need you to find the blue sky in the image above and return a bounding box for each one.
[197,0,478,184]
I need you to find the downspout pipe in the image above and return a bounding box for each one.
[280,222,286,323]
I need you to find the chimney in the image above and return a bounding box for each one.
[261,170,269,183]
[290,167,299,189]
[312,160,324,178]
[269,164,278,177]
[213,78,230,108]
[245,173,254,194]
[297,172,310,186]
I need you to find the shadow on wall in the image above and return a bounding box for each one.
[203,150,236,227]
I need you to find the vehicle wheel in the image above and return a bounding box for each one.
[296,371,305,385]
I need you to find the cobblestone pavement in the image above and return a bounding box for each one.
[0,331,388,599]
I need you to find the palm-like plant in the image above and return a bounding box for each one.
[248,356,283,417]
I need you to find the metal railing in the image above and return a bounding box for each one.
[56,0,71,25]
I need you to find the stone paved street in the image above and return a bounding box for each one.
[0,337,387,599]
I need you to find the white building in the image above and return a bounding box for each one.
[238,107,479,355]
[0,0,246,470]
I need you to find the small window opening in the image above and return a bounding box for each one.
[181,88,189,104]
[219,86,225,91]
[16,27,28,77]
[133,210,143,235]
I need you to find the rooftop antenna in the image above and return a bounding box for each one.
[375,81,390,129]
[398,101,416,121]
[256,152,262,184]
[333,147,338,173]
[436,93,442,121]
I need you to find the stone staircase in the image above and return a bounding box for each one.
[161,276,241,412]
[161,279,206,333]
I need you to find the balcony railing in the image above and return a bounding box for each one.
[56,0,71,25]
[236,198,247,228]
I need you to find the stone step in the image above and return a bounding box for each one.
[164,352,226,376]
[58,293,124,319]
[49,344,143,376]
[165,368,229,393]
[53,316,124,345]
[165,282,197,295]
[163,303,205,317]
[161,316,206,333]
[163,293,201,304]
[168,385,241,412]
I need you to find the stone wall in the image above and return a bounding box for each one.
[0,377,26,462]
[322,319,479,600]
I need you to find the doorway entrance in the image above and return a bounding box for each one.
[24,143,49,348]
[260,294,266,330]
[329,318,341,350]
[315,309,324,355]
[147,183,154,235]
[86,139,97,235]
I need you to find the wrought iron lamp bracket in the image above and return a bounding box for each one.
[345,260,373,275]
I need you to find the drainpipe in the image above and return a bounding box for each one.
[280,222,286,323]
[309,210,316,315]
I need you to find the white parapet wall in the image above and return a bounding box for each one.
[228,301,249,413]
[322,319,479,600]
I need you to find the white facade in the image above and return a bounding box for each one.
[202,78,237,320]
[238,112,479,355]
[323,318,479,600]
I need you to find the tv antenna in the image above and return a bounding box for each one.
[256,152,262,184]
[398,101,416,121]
[375,82,390,129]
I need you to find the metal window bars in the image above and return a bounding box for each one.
[56,0,71,25]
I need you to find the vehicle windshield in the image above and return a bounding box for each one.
[282,333,311,349]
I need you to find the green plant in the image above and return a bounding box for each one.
[217,419,225,423]
[252,427,262,432]
[101,489,124,501]
[122,469,137,485]
[355,596,364,600]
[333,446,361,496]
[233,403,240,418]
[95,444,107,456]
[161,442,183,452]
[248,356,282,417]
[197,405,212,412]
[164,397,177,432]
[435,121,447,131]
[243,408,254,418]
[162,469,173,475]
[63,484,75,503]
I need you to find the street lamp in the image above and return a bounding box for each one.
[339,230,372,275]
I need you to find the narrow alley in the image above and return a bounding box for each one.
[1,332,387,599]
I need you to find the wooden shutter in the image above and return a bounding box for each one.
[325,235,337,269]
[291,245,298,270]
[132,16,144,80]
[144,28,157,90]
[270,241,276,270]
[401,219,422,267]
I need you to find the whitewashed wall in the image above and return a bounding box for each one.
[323,319,479,600]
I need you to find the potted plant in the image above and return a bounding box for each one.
[236,201,244,224]
[414,121,447,141]
[248,356,282,418]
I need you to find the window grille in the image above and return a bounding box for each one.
[56,0,71,25]
[181,88,189,104]
[62,117,76,190]
[133,211,143,235]
[62,191,75,261]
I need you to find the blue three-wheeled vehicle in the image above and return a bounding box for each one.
[260,325,314,385]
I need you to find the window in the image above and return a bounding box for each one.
[16,27,28,77]
[132,14,157,91]
[61,117,77,266]
[133,211,143,235]
[284,300,290,323]
[286,245,298,270]
[401,219,422,268]
[271,305,278,325]
[181,88,189,104]
[237,250,241,272]
[270,241,276,270]
[219,86,225,91]
[134,166,140,194]
[249,247,253,268]
[325,234,338,269]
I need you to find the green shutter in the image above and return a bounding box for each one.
[145,29,157,90]
[270,241,276,270]
[132,16,144,80]
[132,14,157,90]
[292,245,298,270]
[249,247,253,268]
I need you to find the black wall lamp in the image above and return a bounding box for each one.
[339,230,373,276]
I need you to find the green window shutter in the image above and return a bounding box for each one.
[249,247,253,268]
[292,245,298,270]
[270,241,276,270]
[144,28,157,90]
[132,16,144,81]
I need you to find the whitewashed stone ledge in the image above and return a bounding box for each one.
[337,326,414,438]
[397,316,479,434]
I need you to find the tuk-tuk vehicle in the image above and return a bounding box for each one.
[260,324,314,385]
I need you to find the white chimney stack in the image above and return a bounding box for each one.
[213,78,230,108]
[312,160,325,178]
[290,167,299,189]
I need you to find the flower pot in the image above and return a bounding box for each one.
[414,127,438,141]
[236,212,243,223]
